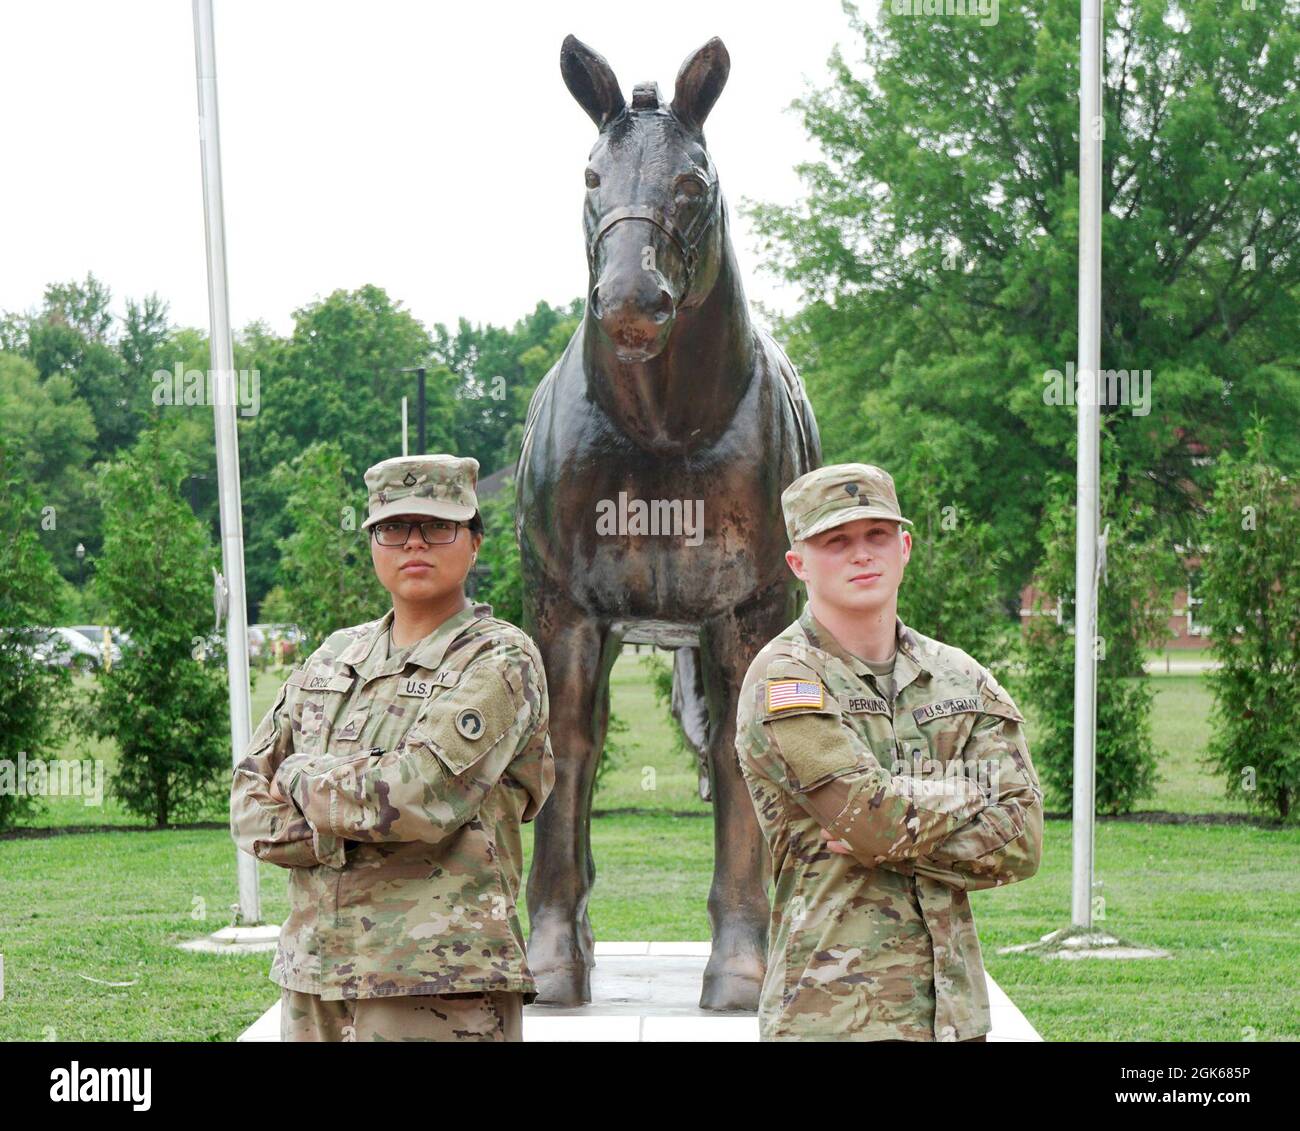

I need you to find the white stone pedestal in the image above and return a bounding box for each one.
[237,941,1041,1041]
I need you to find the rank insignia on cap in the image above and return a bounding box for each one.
[455,707,485,740]
[766,679,825,712]
[844,483,859,496]
[402,471,418,486]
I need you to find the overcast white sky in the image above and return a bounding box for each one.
[0,0,861,339]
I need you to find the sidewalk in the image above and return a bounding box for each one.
[1144,657,1219,674]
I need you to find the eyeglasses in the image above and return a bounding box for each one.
[371,520,461,546]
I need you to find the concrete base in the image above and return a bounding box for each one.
[237,941,1042,1041]
[1044,946,1170,960]
[179,924,282,955]
[1000,927,1170,960]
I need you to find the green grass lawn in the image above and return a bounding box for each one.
[1144,674,1246,815]
[2,652,1295,1041]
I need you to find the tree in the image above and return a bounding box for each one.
[1198,426,1299,822]
[93,426,229,826]
[121,294,171,379]
[270,441,388,651]
[1017,464,1181,813]
[473,480,522,627]
[749,0,1300,594]
[896,451,1012,663]
[0,353,98,582]
[239,286,454,613]
[430,299,584,474]
[248,285,451,478]
[2,277,188,587]
[0,440,74,831]
[23,274,153,459]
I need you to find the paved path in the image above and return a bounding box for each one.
[1144,657,1219,674]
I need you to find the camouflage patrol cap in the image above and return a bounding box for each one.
[361,454,480,529]
[781,463,912,544]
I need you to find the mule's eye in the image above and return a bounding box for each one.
[675,174,705,201]
[585,169,600,189]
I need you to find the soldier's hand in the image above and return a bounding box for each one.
[820,828,852,854]
[268,773,288,805]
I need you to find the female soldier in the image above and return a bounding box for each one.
[230,454,554,1042]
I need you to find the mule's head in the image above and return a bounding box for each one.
[562,35,730,363]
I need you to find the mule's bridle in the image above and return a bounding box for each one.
[586,192,718,300]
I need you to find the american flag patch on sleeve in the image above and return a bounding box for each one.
[766,679,825,712]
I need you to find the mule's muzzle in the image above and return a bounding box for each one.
[592,273,676,361]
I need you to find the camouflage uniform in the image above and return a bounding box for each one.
[230,455,554,1041]
[735,464,1043,1041]
[279,983,524,1042]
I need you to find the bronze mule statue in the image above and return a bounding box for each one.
[516,34,821,1010]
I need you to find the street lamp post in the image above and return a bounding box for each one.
[187,474,209,516]
[75,542,85,589]
[400,366,427,453]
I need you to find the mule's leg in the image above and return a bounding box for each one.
[524,591,619,1006]
[697,592,789,1011]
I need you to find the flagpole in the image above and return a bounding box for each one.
[1072,0,1103,929]
[193,0,259,925]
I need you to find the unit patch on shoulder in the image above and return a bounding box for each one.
[455,707,486,740]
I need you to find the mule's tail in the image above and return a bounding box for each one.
[670,646,712,802]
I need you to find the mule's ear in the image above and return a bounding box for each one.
[671,37,730,134]
[561,34,626,129]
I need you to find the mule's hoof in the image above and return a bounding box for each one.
[699,967,763,1012]
[532,963,593,1007]
[527,922,594,1005]
[700,945,765,1012]
[700,918,767,1012]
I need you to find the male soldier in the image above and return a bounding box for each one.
[230,454,554,1042]
[735,463,1043,1041]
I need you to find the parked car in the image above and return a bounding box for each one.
[31,627,101,671]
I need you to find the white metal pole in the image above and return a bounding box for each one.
[1072,0,1103,929]
[402,396,409,456]
[193,0,259,925]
